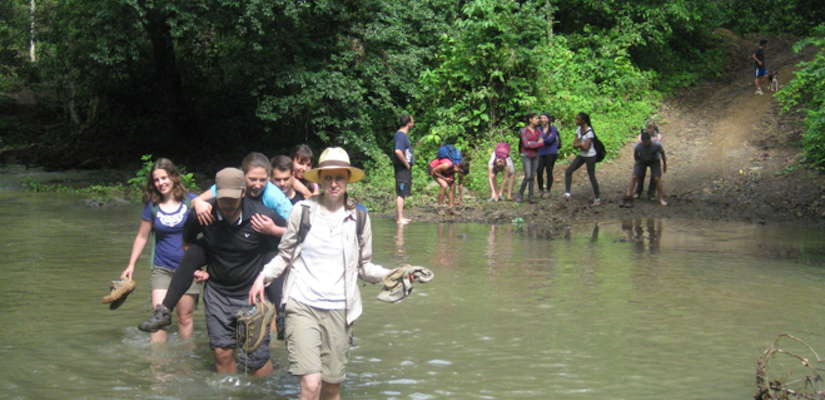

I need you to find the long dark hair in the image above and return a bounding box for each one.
[577,112,592,128]
[144,158,187,205]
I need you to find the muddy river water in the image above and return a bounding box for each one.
[1,168,825,400]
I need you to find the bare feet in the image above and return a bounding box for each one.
[397,217,411,224]
[659,199,668,206]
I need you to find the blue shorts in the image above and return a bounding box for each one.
[755,67,768,77]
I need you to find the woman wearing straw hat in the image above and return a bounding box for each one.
[249,147,393,400]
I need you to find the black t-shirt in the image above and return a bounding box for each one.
[182,197,285,296]
[754,47,765,68]
[289,191,305,205]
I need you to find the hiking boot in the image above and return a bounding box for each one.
[592,198,601,206]
[237,300,276,353]
[515,196,523,203]
[527,196,537,204]
[138,304,171,332]
[542,191,552,199]
[102,278,137,310]
[448,207,461,216]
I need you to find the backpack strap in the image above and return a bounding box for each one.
[149,202,159,271]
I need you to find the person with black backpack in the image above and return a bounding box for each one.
[564,112,601,205]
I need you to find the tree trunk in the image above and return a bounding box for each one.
[545,0,553,45]
[135,0,193,146]
[29,0,35,61]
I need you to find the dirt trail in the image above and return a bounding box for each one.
[399,33,825,229]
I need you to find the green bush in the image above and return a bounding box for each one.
[775,25,825,169]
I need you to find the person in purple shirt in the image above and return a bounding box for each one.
[537,112,560,199]
[121,158,203,343]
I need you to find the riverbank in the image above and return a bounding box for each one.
[383,34,825,231]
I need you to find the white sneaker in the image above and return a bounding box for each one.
[755,89,764,95]
[563,193,571,202]
[592,198,601,206]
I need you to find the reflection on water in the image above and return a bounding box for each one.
[2,178,825,400]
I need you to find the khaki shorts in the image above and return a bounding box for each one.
[285,299,352,383]
[149,265,202,296]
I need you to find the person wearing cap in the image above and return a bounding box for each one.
[249,147,394,400]
[138,167,284,377]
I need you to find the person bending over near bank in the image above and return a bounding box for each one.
[393,114,415,224]
[516,113,544,203]
[455,162,470,205]
[487,145,515,202]
[633,120,662,200]
[429,156,461,215]
[626,131,668,206]
[291,144,319,199]
[271,155,305,205]
[249,147,396,400]
[537,112,560,199]
[121,158,202,343]
[753,39,769,95]
[140,168,283,376]
[564,112,601,205]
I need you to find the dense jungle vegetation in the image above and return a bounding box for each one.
[1,0,824,207]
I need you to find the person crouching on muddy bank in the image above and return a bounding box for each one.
[249,147,395,400]
[429,156,462,215]
[626,131,668,206]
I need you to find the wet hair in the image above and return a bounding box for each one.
[290,144,313,165]
[241,152,272,175]
[641,131,651,141]
[760,39,768,46]
[270,155,294,174]
[459,159,470,176]
[494,158,506,172]
[577,112,592,127]
[526,112,538,122]
[145,158,187,205]
[399,114,413,128]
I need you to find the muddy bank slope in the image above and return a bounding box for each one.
[393,34,825,230]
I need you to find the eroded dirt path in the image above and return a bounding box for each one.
[399,34,825,229]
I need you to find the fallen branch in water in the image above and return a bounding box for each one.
[755,333,825,400]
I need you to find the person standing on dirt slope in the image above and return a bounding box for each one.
[626,131,668,207]
[564,112,601,205]
[537,112,560,198]
[753,39,769,95]
[634,120,662,200]
[516,112,544,203]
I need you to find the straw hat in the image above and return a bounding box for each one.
[303,147,365,184]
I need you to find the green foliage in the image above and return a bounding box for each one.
[127,154,198,193]
[776,25,825,169]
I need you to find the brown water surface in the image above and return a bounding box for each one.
[1,170,824,399]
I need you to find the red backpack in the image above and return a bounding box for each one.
[494,142,510,162]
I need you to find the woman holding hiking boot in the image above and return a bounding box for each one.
[121,158,201,343]
[249,147,395,400]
